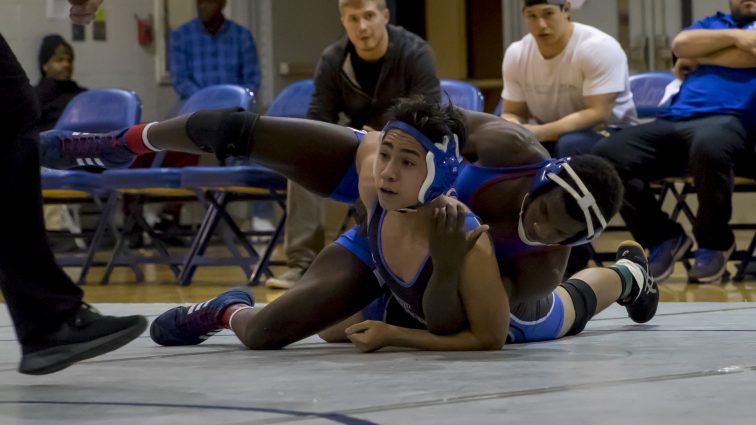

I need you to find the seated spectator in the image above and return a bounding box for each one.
[593,0,756,283]
[35,34,87,252]
[500,0,637,158]
[500,0,638,276]
[35,34,85,131]
[265,0,440,289]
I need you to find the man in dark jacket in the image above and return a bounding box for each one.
[267,0,440,289]
[35,34,86,131]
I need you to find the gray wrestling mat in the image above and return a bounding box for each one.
[1,303,755,424]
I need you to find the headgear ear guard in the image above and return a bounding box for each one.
[379,120,462,208]
[518,157,608,247]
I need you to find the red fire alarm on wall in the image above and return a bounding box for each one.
[135,14,154,47]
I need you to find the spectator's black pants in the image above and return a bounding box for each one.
[593,115,754,251]
[0,34,82,346]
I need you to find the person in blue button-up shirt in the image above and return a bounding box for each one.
[594,0,756,284]
[169,0,260,99]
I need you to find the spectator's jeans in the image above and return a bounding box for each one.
[555,129,613,158]
[283,181,326,270]
[593,115,754,250]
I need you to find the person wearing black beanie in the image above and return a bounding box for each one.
[35,34,86,131]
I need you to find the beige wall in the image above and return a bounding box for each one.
[425,0,467,79]
[1,0,180,121]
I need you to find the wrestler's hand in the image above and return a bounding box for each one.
[674,58,698,80]
[429,203,488,275]
[345,320,394,353]
[69,0,102,25]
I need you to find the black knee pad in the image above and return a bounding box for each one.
[185,107,259,161]
[560,278,597,336]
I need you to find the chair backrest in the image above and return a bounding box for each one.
[440,80,485,112]
[493,99,503,117]
[266,80,315,118]
[54,88,142,132]
[178,84,256,115]
[629,72,676,119]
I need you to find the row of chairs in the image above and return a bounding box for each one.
[43,85,288,285]
[43,80,487,285]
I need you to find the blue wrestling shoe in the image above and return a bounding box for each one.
[39,129,137,170]
[615,240,658,324]
[150,289,254,346]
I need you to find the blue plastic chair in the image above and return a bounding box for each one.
[54,88,143,132]
[493,100,503,117]
[99,85,255,284]
[266,80,314,118]
[176,85,290,286]
[42,88,143,283]
[440,80,485,112]
[179,165,288,285]
[629,72,675,119]
[178,84,256,115]
[177,81,314,285]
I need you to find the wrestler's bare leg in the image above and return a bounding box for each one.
[146,113,359,195]
[230,244,381,349]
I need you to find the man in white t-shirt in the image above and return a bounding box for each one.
[500,0,637,158]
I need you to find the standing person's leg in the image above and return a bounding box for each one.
[266,181,326,289]
[679,116,749,282]
[0,34,146,375]
[593,120,691,281]
[0,120,84,341]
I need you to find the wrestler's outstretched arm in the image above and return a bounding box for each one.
[145,111,364,197]
[345,230,508,352]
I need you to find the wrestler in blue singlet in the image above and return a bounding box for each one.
[335,199,565,344]
[365,202,482,328]
[454,160,559,258]
[330,127,566,343]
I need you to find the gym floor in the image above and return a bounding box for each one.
[1,235,755,424]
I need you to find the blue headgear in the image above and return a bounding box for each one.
[379,120,462,208]
[518,158,608,247]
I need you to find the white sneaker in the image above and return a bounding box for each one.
[252,217,276,232]
[265,267,306,290]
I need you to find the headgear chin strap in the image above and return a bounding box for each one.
[379,120,462,211]
[518,158,607,247]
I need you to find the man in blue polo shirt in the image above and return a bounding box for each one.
[594,0,756,284]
